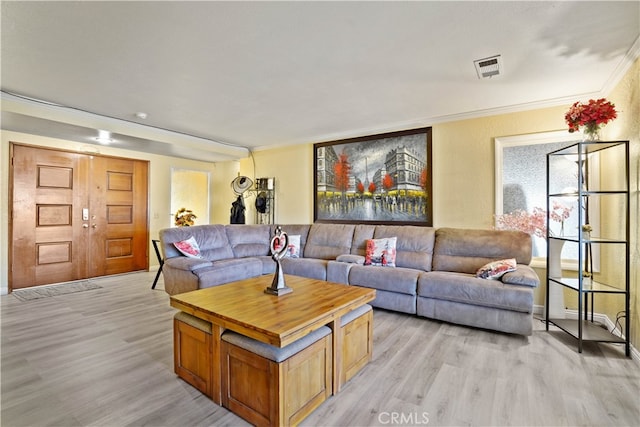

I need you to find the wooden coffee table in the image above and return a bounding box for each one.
[169,274,376,404]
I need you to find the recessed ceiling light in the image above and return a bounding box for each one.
[94,130,113,144]
[135,112,148,119]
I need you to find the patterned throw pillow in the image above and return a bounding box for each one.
[286,235,301,258]
[476,258,517,280]
[173,236,202,259]
[271,234,301,258]
[364,237,397,267]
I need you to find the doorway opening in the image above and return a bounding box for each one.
[170,169,210,227]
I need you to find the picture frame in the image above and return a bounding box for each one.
[314,127,432,226]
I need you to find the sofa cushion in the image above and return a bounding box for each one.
[501,265,540,287]
[417,298,532,335]
[417,271,533,313]
[348,265,419,295]
[432,228,532,274]
[160,224,234,261]
[164,256,212,271]
[350,224,376,256]
[258,255,277,275]
[304,223,355,260]
[281,258,328,280]
[194,258,264,288]
[336,254,365,265]
[369,289,416,314]
[222,326,331,363]
[226,225,271,258]
[373,225,435,271]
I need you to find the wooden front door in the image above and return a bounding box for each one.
[10,144,149,290]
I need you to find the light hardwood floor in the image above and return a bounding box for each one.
[1,272,638,426]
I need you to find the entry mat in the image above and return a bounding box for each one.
[12,281,102,301]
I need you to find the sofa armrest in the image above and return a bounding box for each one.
[501,265,540,288]
[327,260,354,284]
[164,256,212,272]
[336,254,365,265]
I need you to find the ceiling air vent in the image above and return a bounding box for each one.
[474,55,502,79]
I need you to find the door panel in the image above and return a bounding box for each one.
[10,144,149,290]
[89,155,148,277]
[11,145,87,288]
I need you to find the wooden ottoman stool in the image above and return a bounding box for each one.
[173,311,213,398]
[221,326,333,427]
[339,303,373,388]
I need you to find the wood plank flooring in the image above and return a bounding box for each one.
[2,272,638,426]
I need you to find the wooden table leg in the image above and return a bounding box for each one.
[329,318,342,395]
[211,324,224,405]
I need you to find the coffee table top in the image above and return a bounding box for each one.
[170,274,375,347]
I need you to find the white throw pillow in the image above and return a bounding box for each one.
[173,236,202,259]
[476,258,517,280]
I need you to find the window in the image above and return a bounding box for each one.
[495,131,597,270]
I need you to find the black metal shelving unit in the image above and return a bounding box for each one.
[248,177,275,225]
[545,140,630,357]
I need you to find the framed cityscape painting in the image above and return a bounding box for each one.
[314,127,432,226]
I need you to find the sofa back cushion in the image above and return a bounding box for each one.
[159,224,234,261]
[304,223,356,260]
[226,225,271,258]
[373,225,435,271]
[350,224,376,256]
[432,228,532,274]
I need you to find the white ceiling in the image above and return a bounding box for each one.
[2,1,639,162]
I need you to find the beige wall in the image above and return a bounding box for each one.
[589,58,639,348]
[239,145,314,225]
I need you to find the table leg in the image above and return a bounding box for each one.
[329,318,343,395]
[211,324,224,405]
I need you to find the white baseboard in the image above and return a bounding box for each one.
[532,304,639,362]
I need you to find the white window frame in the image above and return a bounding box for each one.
[495,130,599,271]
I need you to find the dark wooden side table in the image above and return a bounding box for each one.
[151,239,164,289]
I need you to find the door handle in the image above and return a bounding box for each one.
[92,224,97,228]
[82,224,89,228]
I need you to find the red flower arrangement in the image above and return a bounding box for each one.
[565,98,617,136]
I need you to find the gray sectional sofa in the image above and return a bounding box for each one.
[159,223,539,335]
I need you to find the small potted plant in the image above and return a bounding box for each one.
[175,208,197,227]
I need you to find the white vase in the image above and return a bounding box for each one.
[546,239,565,319]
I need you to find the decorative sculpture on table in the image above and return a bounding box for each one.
[265,226,293,296]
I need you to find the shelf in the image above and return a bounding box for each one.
[549,319,625,344]
[250,178,275,225]
[547,277,626,293]
[546,139,630,356]
[548,235,627,244]
[548,140,627,156]
[548,190,628,197]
